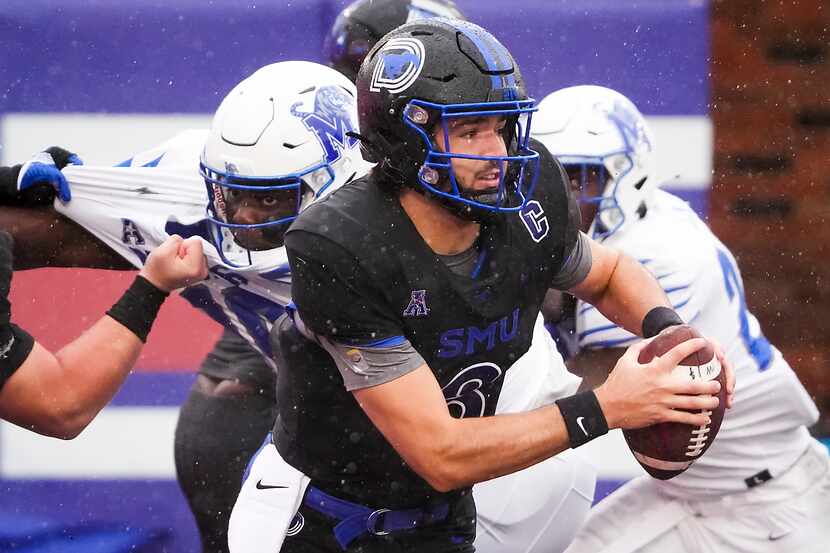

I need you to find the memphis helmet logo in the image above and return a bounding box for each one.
[607,99,653,160]
[290,85,358,165]
[370,37,425,94]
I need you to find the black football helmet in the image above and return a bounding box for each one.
[324,0,466,82]
[355,18,539,221]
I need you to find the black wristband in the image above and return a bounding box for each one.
[555,390,609,449]
[642,306,683,339]
[106,276,169,342]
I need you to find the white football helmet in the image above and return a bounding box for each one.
[531,85,656,239]
[200,61,365,266]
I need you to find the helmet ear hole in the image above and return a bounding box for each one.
[298,179,318,212]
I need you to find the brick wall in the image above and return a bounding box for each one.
[710,0,830,433]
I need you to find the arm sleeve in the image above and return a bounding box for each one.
[0,324,36,391]
[316,337,425,391]
[550,232,593,290]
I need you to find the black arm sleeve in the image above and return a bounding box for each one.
[0,324,36,391]
[286,230,404,345]
[0,230,36,389]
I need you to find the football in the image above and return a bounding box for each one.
[623,325,727,480]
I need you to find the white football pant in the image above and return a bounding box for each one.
[565,440,830,553]
[475,448,596,553]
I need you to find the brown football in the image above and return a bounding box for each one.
[622,324,727,480]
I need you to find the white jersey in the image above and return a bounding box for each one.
[57,130,293,367]
[577,189,819,498]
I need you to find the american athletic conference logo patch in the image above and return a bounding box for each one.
[403,290,430,317]
[370,37,425,94]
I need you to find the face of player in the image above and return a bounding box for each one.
[434,115,508,196]
[564,164,608,234]
[223,188,299,250]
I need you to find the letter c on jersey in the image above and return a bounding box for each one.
[519,200,549,242]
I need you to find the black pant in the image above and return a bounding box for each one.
[174,329,277,553]
[174,387,276,553]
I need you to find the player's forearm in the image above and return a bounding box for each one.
[356,366,576,492]
[580,252,670,337]
[43,318,143,438]
[421,405,572,491]
[0,206,62,268]
[0,318,143,439]
[1,274,172,438]
[0,206,132,270]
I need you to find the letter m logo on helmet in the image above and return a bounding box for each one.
[369,37,425,94]
[290,85,359,165]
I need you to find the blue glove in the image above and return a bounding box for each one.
[17,147,83,202]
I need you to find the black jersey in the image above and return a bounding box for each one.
[274,142,581,507]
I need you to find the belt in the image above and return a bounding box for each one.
[303,486,450,550]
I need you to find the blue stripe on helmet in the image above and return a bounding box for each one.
[437,19,502,90]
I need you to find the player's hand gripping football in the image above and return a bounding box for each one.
[17,146,83,203]
[594,336,722,430]
[139,234,208,292]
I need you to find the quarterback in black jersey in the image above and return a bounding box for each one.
[229,19,733,553]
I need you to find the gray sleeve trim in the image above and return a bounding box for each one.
[550,232,593,290]
[316,337,426,391]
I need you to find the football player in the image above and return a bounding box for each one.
[532,85,830,553]
[4,54,589,553]
[325,0,465,81]
[0,228,206,438]
[0,61,366,553]
[329,2,604,551]
[229,19,732,553]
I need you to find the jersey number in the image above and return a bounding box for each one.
[180,277,284,357]
[441,362,503,418]
[716,248,772,371]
